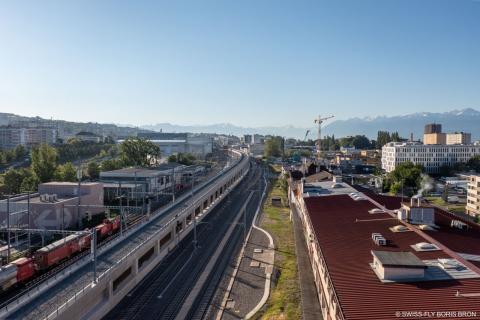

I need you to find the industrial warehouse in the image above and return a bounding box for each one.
[290,176,480,320]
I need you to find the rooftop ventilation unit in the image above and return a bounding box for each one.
[369,208,385,214]
[412,242,439,252]
[418,224,437,231]
[438,258,462,270]
[390,225,409,232]
[451,220,468,230]
[372,233,387,246]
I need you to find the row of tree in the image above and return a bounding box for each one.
[293,131,404,151]
[167,153,196,166]
[376,131,402,148]
[1,137,161,195]
[56,138,116,163]
[0,145,29,166]
[2,145,85,194]
[438,155,480,176]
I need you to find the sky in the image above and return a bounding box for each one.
[0,0,479,128]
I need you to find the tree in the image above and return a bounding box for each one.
[376,131,391,148]
[13,145,27,160]
[4,168,25,194]
[264,137,282,158]
[352,135,372,149]
[55,162,77,182]
[87,162,100,179]
[20,174,40,192]
[177,153,196,165]
[101,159,123,171]
[31,144,58,182]
[386,161,423,196]
[167,154,177,163]
[467,155,480,172]
[120,137,161,167]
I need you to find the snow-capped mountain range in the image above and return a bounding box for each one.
[142,108,480,140]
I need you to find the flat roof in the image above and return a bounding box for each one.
[100,164,186,178]
[302,192,480,319]
[372,250,427,268]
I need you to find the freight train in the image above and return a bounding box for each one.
[0,216,120,292]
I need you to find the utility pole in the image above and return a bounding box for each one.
[171,166,176,202]
[119,182,123,237]
[7,196,10,264]
[76,167,82,229]
[27,192,31,247]
[191,172,197,249]
[91,228,97,284]
[243,205,247,243]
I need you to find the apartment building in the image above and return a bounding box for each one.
[381,142,480,173]
[446,132,471,145]
[0,126,56,149]
[466,175,480,217]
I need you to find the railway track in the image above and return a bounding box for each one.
[2,152,245,320]
[0,212,146,308]
[104,162,263,320]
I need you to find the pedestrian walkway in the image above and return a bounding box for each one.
[220,227,273,320]
[291,204,323,320]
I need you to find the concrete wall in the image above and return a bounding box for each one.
[0,183,104,229]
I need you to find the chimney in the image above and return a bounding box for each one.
[410,197,415,207]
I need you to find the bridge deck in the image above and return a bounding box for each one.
[5,157,245,320]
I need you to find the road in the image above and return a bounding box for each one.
[104,161,264,320]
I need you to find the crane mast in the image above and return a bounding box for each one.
[314,115,334,159]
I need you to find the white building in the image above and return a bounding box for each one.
[136,132,213,158]
[0,126,56,149]
[466,175,480,217]
[446,132,471,145]
[382,142,480,174]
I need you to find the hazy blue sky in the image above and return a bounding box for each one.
[0,0,479,127]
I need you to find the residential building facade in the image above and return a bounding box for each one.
[466,175,480,217]
[446,132,472,145]
[381,142,480,173]
[0,126,56,149]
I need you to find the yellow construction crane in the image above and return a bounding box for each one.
[314,115,334,158]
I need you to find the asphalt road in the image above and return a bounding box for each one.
[104,161,264,320]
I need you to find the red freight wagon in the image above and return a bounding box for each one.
[110,216,120,233]
[78,232,91,250]
[96,217,121,239]
[34,234,82,270]
[12,257,35,282]
[96,221,112,238]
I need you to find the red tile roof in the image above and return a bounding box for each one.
[303,194,480,320]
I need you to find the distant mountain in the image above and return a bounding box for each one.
[142,108,480,141]
[3,108,479,141]
[322,108,480,140]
